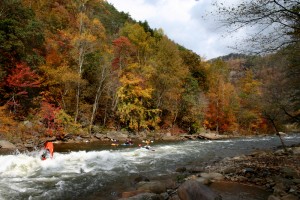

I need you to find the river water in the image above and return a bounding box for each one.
[0,134,299,200]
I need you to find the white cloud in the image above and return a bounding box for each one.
[106,0,240,59]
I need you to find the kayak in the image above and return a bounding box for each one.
[121,143,134,146]
[141,145,155,151]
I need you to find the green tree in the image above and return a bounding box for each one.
[120,22,155,65]
[0,0,44,70]
[178,48,208,133]
[237,70,263,133]
[0,0,44,119]
[180,75,207,133]
[151,36,188,128]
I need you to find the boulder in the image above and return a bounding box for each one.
[292,147,300,154]
[196,177,211,185]
[161,135,179,141]
[176,167,187,173]
[121,190,149,198]
[177,180,222,200]
[133,175,150,184]
[119,192,163,200]
[94,133,102,139]
[169,195,181,200]
[222,166,236,174]
[273,183,287,196]
[0,140,16,149]
[186,166,205,173]
[281,194,299,200]
[136,181,166,194]
[106,131,128,141]
[268,195,281,200]
[200,173,224,181]
[281,167,299,179]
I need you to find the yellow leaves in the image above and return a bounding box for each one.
[0,105,16,134]
[91,18,106,37]
[40,64,82,86]
[117,72,153,101]
[116,64,160,131]
[239,70,262,96]
[120,22,155,65]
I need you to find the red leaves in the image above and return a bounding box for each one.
[6,63,41,89]
[39,101,61,136]
[4,63,41,113]
[112,36,134,70]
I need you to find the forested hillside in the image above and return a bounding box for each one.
[0,0,299,142]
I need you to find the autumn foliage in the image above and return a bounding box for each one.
[5,63,40,90]
[3,63,41,114]
[0,0,298,140]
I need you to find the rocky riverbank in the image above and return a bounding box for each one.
[1,131,299,199]
[0,130,239,154]
[117,144,300,200]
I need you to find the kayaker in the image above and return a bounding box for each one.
[41,141,54,160]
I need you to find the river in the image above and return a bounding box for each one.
[0,134,299,200]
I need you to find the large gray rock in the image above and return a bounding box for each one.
[177,180,222,200]
[106,131,128,141]
[161,135,179,141]
[0,140,16,149]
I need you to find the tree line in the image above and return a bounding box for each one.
[0,0,299,141]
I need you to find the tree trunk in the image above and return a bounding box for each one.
[89,65,107,134]
[74,7,85,123]
[270,118,287,152]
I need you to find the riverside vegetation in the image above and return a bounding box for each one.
[0,1,300,199]
[0,0,299,146]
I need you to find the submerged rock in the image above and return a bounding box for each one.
[177,180,222,200]
[136,181,166,194]
[133,175,150,184]
[120,192,164,200]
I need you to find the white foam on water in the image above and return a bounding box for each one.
[0,134,299,199]
[0,148,151,180]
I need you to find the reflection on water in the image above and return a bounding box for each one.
[0,134,299,199]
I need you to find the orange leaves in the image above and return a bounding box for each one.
[204,60,239,133]
[112,36,134,70]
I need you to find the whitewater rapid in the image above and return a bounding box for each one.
[0,134,299,200]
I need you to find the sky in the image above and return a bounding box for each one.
[106,0,246,60]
